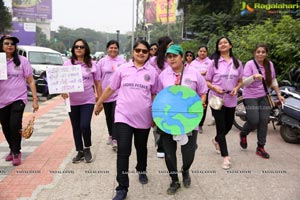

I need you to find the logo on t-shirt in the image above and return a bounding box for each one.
[144,74,151,82]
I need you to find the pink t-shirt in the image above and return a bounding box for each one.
[149,56,170,74]
[110,61,158,129]
[206,57,243,108]
[190,57,212,74]
[96,55,126,102]
[63,59,100,106]
[242,59,276,99]
[0,56,32,108]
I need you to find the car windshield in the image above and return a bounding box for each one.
[29,52,63,65]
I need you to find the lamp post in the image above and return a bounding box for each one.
[116,30,120,43]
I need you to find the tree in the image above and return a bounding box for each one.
[0,0,12,33]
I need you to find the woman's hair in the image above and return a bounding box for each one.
[255,44,272,87]
[197,45,208,52]
[185,50,195,60]
[213,36,239,69]
[71,38,92,68]
[133,40,150,62]
[156,36,172,69]
[106,40,119,49]
[150,43,158,49]
[0,39,20,66]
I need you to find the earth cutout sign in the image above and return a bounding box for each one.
[152,85,204,135]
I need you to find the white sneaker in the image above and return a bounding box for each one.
[112,140,118,151]
[106,136,112,145]
[222,158,231,170]
[157,152,165,158]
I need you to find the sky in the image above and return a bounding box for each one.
[51,0,135,34]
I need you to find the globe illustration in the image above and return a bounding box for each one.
[152,85,203,135]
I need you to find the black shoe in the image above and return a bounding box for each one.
[167,181,180,195]
[83,148,93,163]
[113,189,127,200]
[72,151,84,163]
[138,173,148,184]
[240,133,247,149]
[256,147,270,159]
[182,170,191,188]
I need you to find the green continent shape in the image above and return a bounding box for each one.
[164,105,172,116]
[173,113,200,133]
[168,86,196,99]
[162,122,182,135]
[188,101,203,113]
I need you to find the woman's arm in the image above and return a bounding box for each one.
[94,86,115,115]
[26,75,39,112]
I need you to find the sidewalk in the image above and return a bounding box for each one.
[0,96,300,200]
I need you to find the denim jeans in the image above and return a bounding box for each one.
[115,122,150,191]
[68,104,94,151]
[0,100,25,154]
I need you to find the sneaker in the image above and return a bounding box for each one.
[106,136,113,145]
[167,181,180,195]
[222,158,231,170]
[5,152,13,161]
[83,148,93,163]
[72,151,84,163]
[240,133,247,149]
[208,119,215,126]
[212,138,221,154]
[138,173,148,184]
[157,152,165,158]
[182,170,191,188]
[113,189,127,200]
[12,153,22,166]
[198,126,203,134]
[112,140,118,151]
[256,147,270,159]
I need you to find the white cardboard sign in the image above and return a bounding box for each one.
[0,53,7,80]
[46,65,84,94]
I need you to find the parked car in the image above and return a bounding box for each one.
[17,45,64,98]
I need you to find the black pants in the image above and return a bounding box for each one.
[68,104,94,151]
[103,101,117,140]
[241,96,271,147]
[115,123,150,191]
[199,91,209,127]
[0,100,25,154]
[161,130,198,181]
[212,106,235,157]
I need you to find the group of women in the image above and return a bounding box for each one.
[0,34,283,200]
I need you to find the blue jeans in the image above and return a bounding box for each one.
[115,122,150,191]
[68,104,94,151]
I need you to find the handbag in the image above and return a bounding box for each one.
[253,60,275,108]
[20,112,35,139]
[208,95,224,110]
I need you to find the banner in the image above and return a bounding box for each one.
[145,0,176,24]
[12,22,36,45]
[12,0,52,19]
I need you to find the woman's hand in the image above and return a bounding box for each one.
[32,98,39,112]
[61,93,69,99]
[253,74,263,81]
[212,85,224,94]
[230,87,239,96]
[94,103,104,116]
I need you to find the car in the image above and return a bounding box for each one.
[17,45,64,98]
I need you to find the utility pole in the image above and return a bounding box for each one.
[167,0,170,36]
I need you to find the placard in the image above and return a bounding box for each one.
[46,65,84,94]
[0,53,7,80]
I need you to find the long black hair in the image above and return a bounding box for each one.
[0,39,20,66]
[213,36,239,69]
[155,36,172,69]
[254,44,272,87]
[71,38,92,68]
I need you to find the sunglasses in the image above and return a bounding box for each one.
[186,54,193,57]
[134,48,149,54]
[74,45,85,49]
[150,47,157,51]
[3,42,15,46]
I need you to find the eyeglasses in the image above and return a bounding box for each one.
[3,42,15,46]
[74,45,85,49]
[150,47,157,51]
[186,54,193,57]
[134,48,149,54]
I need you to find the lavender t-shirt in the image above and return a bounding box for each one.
[0,56,32,108]
[96,55,126,102]
[242,59,276,99]
[149,56,170,74]
[206,57,243,108]
[110,61,158,129]
[63,59,100,106]
[190,57,212,74]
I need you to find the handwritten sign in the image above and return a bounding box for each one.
[46,65,84,94]
[0,53,7,80]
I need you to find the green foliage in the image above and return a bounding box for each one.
[0,1,12,33]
